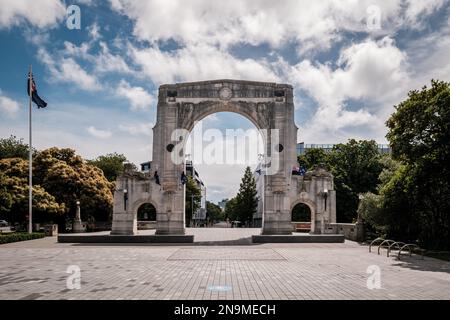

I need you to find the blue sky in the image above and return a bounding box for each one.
[1,0,450,203]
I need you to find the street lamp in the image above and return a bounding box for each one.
[357,193,364,223]
[123,188,128,211]
[257,154,265,230]
[75,200,81,221]
[73,200,84,233]
[321,188,328,234]
[184,154,190,227]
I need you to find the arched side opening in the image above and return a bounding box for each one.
[291,202,312,233]
[136,203,157,230]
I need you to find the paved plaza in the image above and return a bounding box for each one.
[0,229,449,300]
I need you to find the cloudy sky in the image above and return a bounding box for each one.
[0,0,449,203]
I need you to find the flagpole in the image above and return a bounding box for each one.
[28,65,33,234]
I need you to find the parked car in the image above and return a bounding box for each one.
[0,220,8,227]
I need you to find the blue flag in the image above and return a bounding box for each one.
[181,172,187,185]
[27,72,47,108]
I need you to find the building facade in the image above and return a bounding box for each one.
[296,142,391,155]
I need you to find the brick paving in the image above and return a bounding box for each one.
[0,228,449,300]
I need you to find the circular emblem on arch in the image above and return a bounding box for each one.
[219,87,233,100]
[166,144,175,152]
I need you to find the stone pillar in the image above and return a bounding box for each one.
[155,190,185,235]
[111,177,137,235]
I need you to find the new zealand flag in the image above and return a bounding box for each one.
[27,72,47,108]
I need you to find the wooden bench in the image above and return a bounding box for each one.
[293,222,311,233]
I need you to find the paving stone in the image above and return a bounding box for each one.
[0,230,449,300]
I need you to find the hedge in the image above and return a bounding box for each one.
[0,232,46,244]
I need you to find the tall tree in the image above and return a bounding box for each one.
[0,158,65,224]
[329,139,383,222]
[185,175,201,227]
[234,166,258,225]
[224,197,238,221]
[0,135,34,160]
[297,148,328,170]
[385,80,450,250]
[206,201,223,222]
[34,148,114,223]
[87,153,131,182]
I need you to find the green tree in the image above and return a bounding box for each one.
[298,140,384,223]
[297,148,328,170]
[0,135,34,160]
[185,175,201,227]
[234,166,258,225]
[0,172,13,214]
[224,197,238,221]
[206,201,223,222]
[385,80,450,250]
[329,139,383,222]
[0,158,65,224]
[33,148,114,223]
[87,153,131,182]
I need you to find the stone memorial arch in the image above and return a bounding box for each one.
[111,80,336,236]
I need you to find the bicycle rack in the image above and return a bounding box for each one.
[369,237,384,253]
[398,244,425,260]
[387,241,405,257]
[378,239,396,255]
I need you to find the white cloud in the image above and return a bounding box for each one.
[95,42,132,74]
[110,0,445,53]
[405,24,450,89]
[0,91,20,117]
[130,43,279,84]
[289,37,409,142]
[116,79,154,110]
[37,48,102,91]
[404,0,446,28]
[87,126,112,139]
[0,0,66,29]
[63,40,132,75]
[118,123,153,136]
[87,22,101,41]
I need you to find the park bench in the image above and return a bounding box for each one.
[293,222,311,233]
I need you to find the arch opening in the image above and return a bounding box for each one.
[291,202,312,233]
[136,202,157,231]
[137,203,156,221]
[183,112,265,229]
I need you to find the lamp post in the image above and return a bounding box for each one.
[357,194,364,223]
[321,188,328,234]
[72,200,84,233]
[123,188,128,211]
[184,154,190,227]
[75,200,81,221]
[258,154,265,231]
